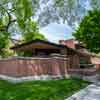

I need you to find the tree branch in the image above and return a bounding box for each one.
[0,4,17,32]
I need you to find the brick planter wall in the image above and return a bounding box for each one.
[0,57,69,77]
[0,56,97,82]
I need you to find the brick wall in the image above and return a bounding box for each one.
[59,39,75,49]
[0,56,97,81]
[91,56,100,70]
[0,57,70,77]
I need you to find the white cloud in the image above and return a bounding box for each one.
[40,23,73,43]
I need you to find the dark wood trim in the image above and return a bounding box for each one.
[11,40,67,49]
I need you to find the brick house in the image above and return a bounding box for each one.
[0,38,98,82]
[59,39,100,69]
[11,39,100,69]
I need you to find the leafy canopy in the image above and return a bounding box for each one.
[22,21,47,43]
[73,9,100,53]
[0,0,40,34]
[0,0,46,58]
[37,0,100,28]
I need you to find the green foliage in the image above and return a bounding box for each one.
[0,0,35,58]
[90,0,100,9]
[22,21,47,43]
[17,51,33,57]
[23,32,46,42]
[0,32,10,48]
[74,9,100,53]
[14,0,36,31]
[20,21,47,57]
[0,33,14,58]
[15,0,33,20]
[37,0,100,28]
[0,32,14,58]
[0,79,89,100]
[0,0,45,58]
[0,48,14,58]
[38,0,79,27]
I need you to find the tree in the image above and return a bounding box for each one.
[0,0,37,32]
[90,0,100,9]
[36,0,100,28]
[0,0,46,58]
[0,32,14,58]
[73,9,100,53]
[37,0,82,28]
[22,21,47,43]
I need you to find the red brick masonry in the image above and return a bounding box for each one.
[68,69,96,76]
[0,57,96,78]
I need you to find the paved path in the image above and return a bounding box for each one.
[67,84,100,100]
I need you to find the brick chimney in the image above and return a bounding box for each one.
[59,39,75,49]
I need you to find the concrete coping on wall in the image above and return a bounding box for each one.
[0,56,69,61]
[0,74,68,83]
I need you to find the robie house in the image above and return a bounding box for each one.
[0,39,99,82]
[11,39,100,69]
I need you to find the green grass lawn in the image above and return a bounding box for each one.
[0,78,89,100]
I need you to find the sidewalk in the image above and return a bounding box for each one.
[67,84,100,100]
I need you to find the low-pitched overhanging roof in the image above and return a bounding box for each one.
[10,39,100,58]
[11,40,68,51]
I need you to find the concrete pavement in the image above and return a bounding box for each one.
[67,84,100,100]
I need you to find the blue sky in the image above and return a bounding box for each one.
[13,0,93,43]
[15,0,91,43]
[40,23,73,43]
[39,0,92,43]
[14,22,74,42]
